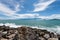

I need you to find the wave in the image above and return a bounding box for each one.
[0,23,22,28]
[0,23,60,34]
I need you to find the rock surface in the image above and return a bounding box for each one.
[0,25,60,40]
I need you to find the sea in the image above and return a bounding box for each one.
[0,19,60,34]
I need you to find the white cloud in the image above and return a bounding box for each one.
[0,3,15,16]
[33,0,56,12]
[38,14,60,19]
[15,4,20,11]
[0,13,40,20]
[0,2,21,16]
[0,11,60,20]
[4,13,60,20]
[0,0,60,20]
[48,14,60,19]
[10,13,40,19]
[0,0,25,17]
[9,14,60,20]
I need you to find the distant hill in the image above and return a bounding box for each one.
[48,19,60,21]
[16,18,41,20]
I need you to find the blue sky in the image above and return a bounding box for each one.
[0,0,60,19]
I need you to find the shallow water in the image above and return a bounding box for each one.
[0,19,60,27]
[0,19,60,34]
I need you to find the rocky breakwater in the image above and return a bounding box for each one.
[0,25,60,40]
[17,27,60,40]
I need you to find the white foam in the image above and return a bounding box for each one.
[30,25,60,34]
[0,23,60,34]
[0,23,22,28]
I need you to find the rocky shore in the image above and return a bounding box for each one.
[0,25,60,40]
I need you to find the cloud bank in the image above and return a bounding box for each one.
[38,14,60,20]
[0,0,60,20]
[0,3,15,16]
[33,0,56,12]
[0,0,22,16]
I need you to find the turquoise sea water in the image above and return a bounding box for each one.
[0,19,60,27]
[0,19,60,33]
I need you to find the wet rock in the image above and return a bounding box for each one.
[57,34,60,40]
[44,34,50,39]
[1,38,8,40]
[6,34,15,39]
[39,37,45,40]
[48,38,58,40]
[0,31,2,40]
[0,26,60,40]
[13,34,19,40]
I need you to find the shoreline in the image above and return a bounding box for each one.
[0,25,60,40]
[0,23,60,34]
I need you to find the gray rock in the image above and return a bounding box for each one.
[48,38,58,40]
[44,34,50,39]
